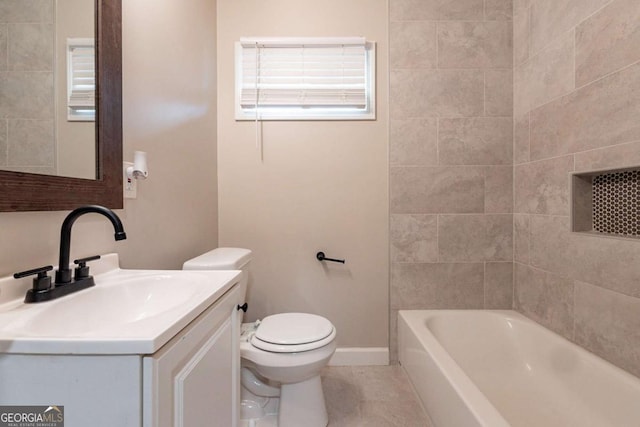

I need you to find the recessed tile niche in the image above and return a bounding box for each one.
[571,167,640,238]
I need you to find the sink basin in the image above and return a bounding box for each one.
[0,254,242,354]
[26,272,204,335]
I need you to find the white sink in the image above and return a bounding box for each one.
[0,254,242,354]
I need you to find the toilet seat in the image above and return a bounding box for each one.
[250,313,336,353]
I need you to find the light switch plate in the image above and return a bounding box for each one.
[123,162,137,199]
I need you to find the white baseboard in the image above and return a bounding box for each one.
[328,347,389,366]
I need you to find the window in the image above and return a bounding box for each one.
[67,38,95,121]
[235,37,375,120]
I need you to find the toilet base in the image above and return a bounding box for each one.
[278,375,328,427]
[240,414,277,427]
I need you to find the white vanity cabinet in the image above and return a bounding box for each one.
[143,284,241,427]
[0,278,242,427]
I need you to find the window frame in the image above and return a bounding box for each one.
[66,38,96,122]
[234,38,376,121]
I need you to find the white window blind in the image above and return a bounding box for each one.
[235,37,375,120]
[67,38,95,121]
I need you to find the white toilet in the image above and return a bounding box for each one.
[183,248,336,427]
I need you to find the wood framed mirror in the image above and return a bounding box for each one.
[0,0,122,212]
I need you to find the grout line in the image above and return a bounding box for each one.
[523,57,640,117]
[527,111,530,163]
[435,118,440,165]
[572,279,577,340]
[483,70,487,117]
[395,260,509,265]
[435,214,440,263]
[527,0,616,59]
[435,21,439,69]
[572,28,578,91]
[513,260,640,301]
[390,164,513,168]
[513,151,573,166]
[392,66,514,70]
[526,213,570,218]
[574,57,640,92]
[483,261,487,308]
[391,115,513,119]
[391,19,504,23]
[391,212,515,216]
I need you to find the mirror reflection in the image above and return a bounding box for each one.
[1,0,96,179]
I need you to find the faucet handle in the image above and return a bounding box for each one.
[73,255,101,280]
[14,265,54,292]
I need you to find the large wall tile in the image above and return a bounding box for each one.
[390,118,438,166]
[530,215,640,298]
[390,0,483,21]
[485,0,513,21]
[485,262,513,309]
[390,166,485,213]
[513,214,530,264]
[514,31,574,116]
[485,69,513,116]
[390,69,484,118]
[0,119,6,166]
[513,7,529,66]
[390,21,437,69]
[0,25,7,71]
[484,166,513,213]
[391,262,484,309]
[514,155,573,215]
[0,0,54,23]
[574,281,640,377]
[388,0,516,354]
[7,119,54,166]
[529,0,611,56]
[576,0,640,87]
[0,72,53,119]
[438,117,513,165]
[390,214,438,262]
[438,21,512,69]
[438,214,513,262]
[574,141,640,172]
[7,23,53,71]
[514,262,575,340]
[529,215,573,278]
[530,62,640,160]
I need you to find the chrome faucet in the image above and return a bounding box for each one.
[13,205,127,303]
[55,205,127,284]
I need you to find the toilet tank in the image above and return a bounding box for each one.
[183,248,252,271]
[183,248,252,302]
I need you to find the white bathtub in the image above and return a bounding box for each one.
[398,310,640,427]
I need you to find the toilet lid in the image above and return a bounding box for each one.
[254,313,334,346]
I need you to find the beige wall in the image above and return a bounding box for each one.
[513,0,640,376]
[217,0,389,348]
[389,0,514,362]
[0,0,218,277]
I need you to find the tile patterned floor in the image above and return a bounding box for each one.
[321,365,433,427]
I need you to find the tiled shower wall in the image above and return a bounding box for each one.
[513,0,640,377]
[389,0,514,362]
[0,0,56,174]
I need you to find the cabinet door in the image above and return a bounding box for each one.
[143,286,241,427]
[175,318,233,427]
